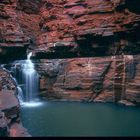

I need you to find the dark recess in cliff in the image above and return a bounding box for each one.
[17,0,42,14]
[126,0,140,14]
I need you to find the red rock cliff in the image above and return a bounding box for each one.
[36,0,140,58]
[0,0,140,60]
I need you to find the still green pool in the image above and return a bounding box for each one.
[20,102,140,136]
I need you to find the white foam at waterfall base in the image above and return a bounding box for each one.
[20,101,43,107]
[17,85,43,107]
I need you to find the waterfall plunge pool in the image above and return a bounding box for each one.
[20,101,140,137]
[8,54,140,136]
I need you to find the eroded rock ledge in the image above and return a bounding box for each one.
[0,68,31,137]
[35,0,140,58]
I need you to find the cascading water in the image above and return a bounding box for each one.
[17,86,24,103]
[12,52,43,107]
[22,52,39,102]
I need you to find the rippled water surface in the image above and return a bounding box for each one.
[20,102,140,137]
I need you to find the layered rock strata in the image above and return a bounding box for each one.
[0,0,140,59]
[35,0,140,58]
[29,55,139,106]
[0,0,140,137]
[0,0,30,61]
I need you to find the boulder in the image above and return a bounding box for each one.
[0,90,19,120]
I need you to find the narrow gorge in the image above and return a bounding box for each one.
[0,0,140,137]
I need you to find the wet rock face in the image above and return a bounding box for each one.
[35,55,140,106]
[0,111,9,137]
[35,0,140,58]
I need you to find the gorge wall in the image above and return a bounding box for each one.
[1,0,140,136]
[0,0,140,104]
[36,0,140,58]
[0,0,140,107]
[0,0,140,60]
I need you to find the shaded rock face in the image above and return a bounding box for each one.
[33,55,140,106]
[0,68,31,137]
[0,0,30,62]
[35,0,140,58]
[0,0,140,60]
[0,111,8,137]
[17,0,42,14]
[126,0,140,14]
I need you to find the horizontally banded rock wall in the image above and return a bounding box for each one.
[0,0,140,60]
[35,0,140,58]
[0,68,30,137]
[34,55,140,106]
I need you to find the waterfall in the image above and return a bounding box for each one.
[17,86,24,103]
[3,52,42,107]
[15,52,43,107]
[22,52,39,102]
